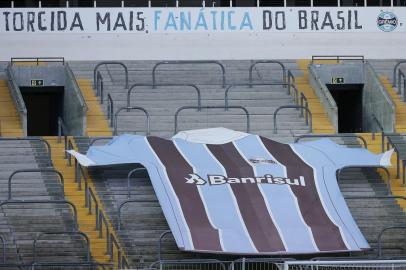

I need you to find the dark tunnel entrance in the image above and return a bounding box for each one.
[21,87,64,136]
[326,84,364,133]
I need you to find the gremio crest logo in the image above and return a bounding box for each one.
[377,11,398,32]
[185,174,306,187]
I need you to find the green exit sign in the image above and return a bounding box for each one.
[31,79,44,87]
[332,77,345,84]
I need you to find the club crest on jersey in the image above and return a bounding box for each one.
[185,173,306,187]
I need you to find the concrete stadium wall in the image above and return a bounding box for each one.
[0,7,405,60]
[1,32,405,60]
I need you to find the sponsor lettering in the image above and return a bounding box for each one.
[185,173,306,187]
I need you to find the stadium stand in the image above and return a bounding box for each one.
[2,54,406,270]
[69,60,333,140]
[0,139,92,267]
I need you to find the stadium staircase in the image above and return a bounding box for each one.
[41,79,129,267]
[0,80,24,137]
[296,60,335,134]
[0,139,90,266]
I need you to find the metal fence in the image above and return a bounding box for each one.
[149,259,293,270]
[279,260,406,270]
[145,259,406,270]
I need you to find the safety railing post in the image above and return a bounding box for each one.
[274,105,312,134]
[295,134,368,149]
[225,83,300,110]
[152,61,226,88]
[107,93,114,127]
[118,198,161,232]
[33,232,91,264]
[393,60,406,87]
[377,226,406,257]
[0,138,52,166]
[337,166,392,195]
[0,200,79,232]
[58,118,62,144]
[127,83,202,112]
[114,106,150,136]
[93,61,128,90]
[8,169,65,200]
[158,230,172,262]
[174,106,250,134]
[248,60,287,87]
[371,114,385,153]
[127,168,148,199]
[0,235,5,263]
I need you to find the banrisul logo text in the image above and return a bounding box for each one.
[377,11,398,32]
[185,174,306,187]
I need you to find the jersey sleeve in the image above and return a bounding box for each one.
[295,139,393,168]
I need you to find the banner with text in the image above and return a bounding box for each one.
[0,7,404,34]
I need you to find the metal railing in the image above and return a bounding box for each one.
[33,231,90,263]
[8,169,64,200]
[114,106,150,136]
[127,83,202,111]
[6,63,27,135]
[0,234,5,263]
[344,197,406,258]
[385,134,405,179]
[393,60,406,87]
[224,83,299,109]
[150,258,294,270]
[107,93,114,127]
[152,259,228,270]
[0,263,26,269]
[287,70,295,89]
[96,71,104,104]
[93,61,129,90]
[281,260,406,270]
[0,200,78,231]
[378,226,406,257]
[127,168,148,199]
[273,105,312,134]
[0,138,52,166]
[152,60,226,88]
[117,198,158,231]
[30,262,113,270]
[10,57,65,65]
[294,134,368,148]
[311,55,365,63]
[89,137,114,147]
[299,92,309,120]
[397,69,406,102]
[248,60,286,86]
[57,117,71,160]
[174,105,250,134]
[74,161,129,268]
[337,166,392,195]
[158,230,173,262]
[372,114,386,153]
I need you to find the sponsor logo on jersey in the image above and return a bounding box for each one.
[185,173,306,187]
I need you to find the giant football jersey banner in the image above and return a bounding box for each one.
[69,128,393,254]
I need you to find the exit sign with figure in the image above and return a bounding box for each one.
[31,79,44,87]
[332,77,345,84]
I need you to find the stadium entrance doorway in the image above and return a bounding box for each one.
[326,84,363,133]
[20,87,64,136]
